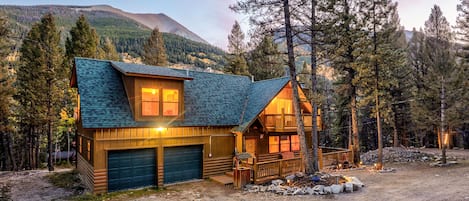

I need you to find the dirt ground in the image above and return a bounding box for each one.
[0,168,74,201]
[0,148,468,201]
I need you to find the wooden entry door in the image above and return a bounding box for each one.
[245,138,257,157]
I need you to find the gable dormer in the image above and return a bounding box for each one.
[111,62,193,122]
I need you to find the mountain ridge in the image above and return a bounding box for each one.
[75,5,207,44]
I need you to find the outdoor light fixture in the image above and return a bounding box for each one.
[157,127,164,132]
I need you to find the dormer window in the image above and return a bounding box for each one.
[142,88,159,116]
[163,89,179,116]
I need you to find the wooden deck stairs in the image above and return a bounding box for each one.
[209,171,233,186]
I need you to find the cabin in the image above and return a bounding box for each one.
[71,58,348,194]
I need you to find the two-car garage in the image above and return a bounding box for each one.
[107,145,202,192]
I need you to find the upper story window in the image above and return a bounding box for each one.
[163,89,179,116]
[142,88,159,116]
[141,87,180,117]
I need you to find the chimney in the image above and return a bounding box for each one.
[251,75,254,82]
[186,69,189,77]
[284,67,289,77]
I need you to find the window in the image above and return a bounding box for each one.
[269,135,300,153]
[78,137,82,153]
[87,140,91,161]
[142,88,159,116]
[291,135,300,151]
[280,136,291,152]
[269,136,279,153]
[163,89,179,116]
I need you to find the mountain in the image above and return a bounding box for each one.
[0,5,226,69]
[74,5,207,44]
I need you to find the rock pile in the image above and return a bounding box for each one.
[244,173,364,196]
[360,147,434,165]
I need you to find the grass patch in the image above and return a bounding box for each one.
[69,187,163,201]
[47,169,81,189]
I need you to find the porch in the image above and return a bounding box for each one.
[237,147,352,184]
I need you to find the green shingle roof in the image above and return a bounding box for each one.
[74,58,289,130]
[111,61,192,80]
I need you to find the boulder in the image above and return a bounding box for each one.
[312,185,324,194]
[323,186,332,194]
[271,179,284,186]
[330,184,343,194]
[344,182,354,193]
[350,176,365,190]
[285,174,296,181]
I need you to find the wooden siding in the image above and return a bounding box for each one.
[203,156,233,177]
[86,126,234,192]
[77,154,94,192]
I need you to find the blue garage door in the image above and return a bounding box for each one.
[164,145,202,184]
[108,149,156,191]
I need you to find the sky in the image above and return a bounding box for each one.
[0,0,460,49]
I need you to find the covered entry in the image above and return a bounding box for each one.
[107,148,156,191]
[164,145,202,184]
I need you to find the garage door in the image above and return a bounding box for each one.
[108,149,156,191]
[164,145,202,184]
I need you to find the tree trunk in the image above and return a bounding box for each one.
[372,2,383,170]
[440,77,446,164]
[6,132,17,171]
[0,132,6,170]
[47,79,54,172]
[283,0,314,174]
[310,0,319,173]
[351,88,360,165]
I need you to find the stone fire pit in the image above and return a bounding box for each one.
[243,172,364,196]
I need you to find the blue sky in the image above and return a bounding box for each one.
[0,0,459,49]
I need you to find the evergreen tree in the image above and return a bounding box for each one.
[247,34,284,80]
[320,0,364,165]
[17,13,65,171]
[142,27,167,66]
[412,5,462,164]
[455,0,469,148]
[100,37,120,61]
[357,0,408,169]
[65,14,100,65]
[226,21,249,76]
[0,16,16,171]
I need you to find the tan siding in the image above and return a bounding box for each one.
[203,156,233,177]
[77,154,94,192]
[90,126,234,191]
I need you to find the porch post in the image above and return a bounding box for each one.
[235,132,243,153]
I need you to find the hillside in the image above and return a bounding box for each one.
[0,5,226,69]
[82,5,207,44]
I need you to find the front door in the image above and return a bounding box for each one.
[245,138,257,157]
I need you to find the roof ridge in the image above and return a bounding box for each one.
[252,76,289,83]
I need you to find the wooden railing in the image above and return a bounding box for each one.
[252,157,303,184]
[264,114,313,131]
[318,147,353,168]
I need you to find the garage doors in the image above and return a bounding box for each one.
[108,149,156,192]
[164,145,202,184]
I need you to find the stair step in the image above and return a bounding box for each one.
[225,171,234,177]
[210,175,233,185]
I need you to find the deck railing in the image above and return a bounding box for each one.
[264,114,313,130]
[251,157,303,184]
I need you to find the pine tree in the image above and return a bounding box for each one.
[226,21,249,76]
[412,5,463,164]
[247,34,284,80]
[17,13,65,171]
[65,15,100,65]
[0,16,16,171]
[100,37,120,61]
[320,0,364,165]
[142,27,167,66]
